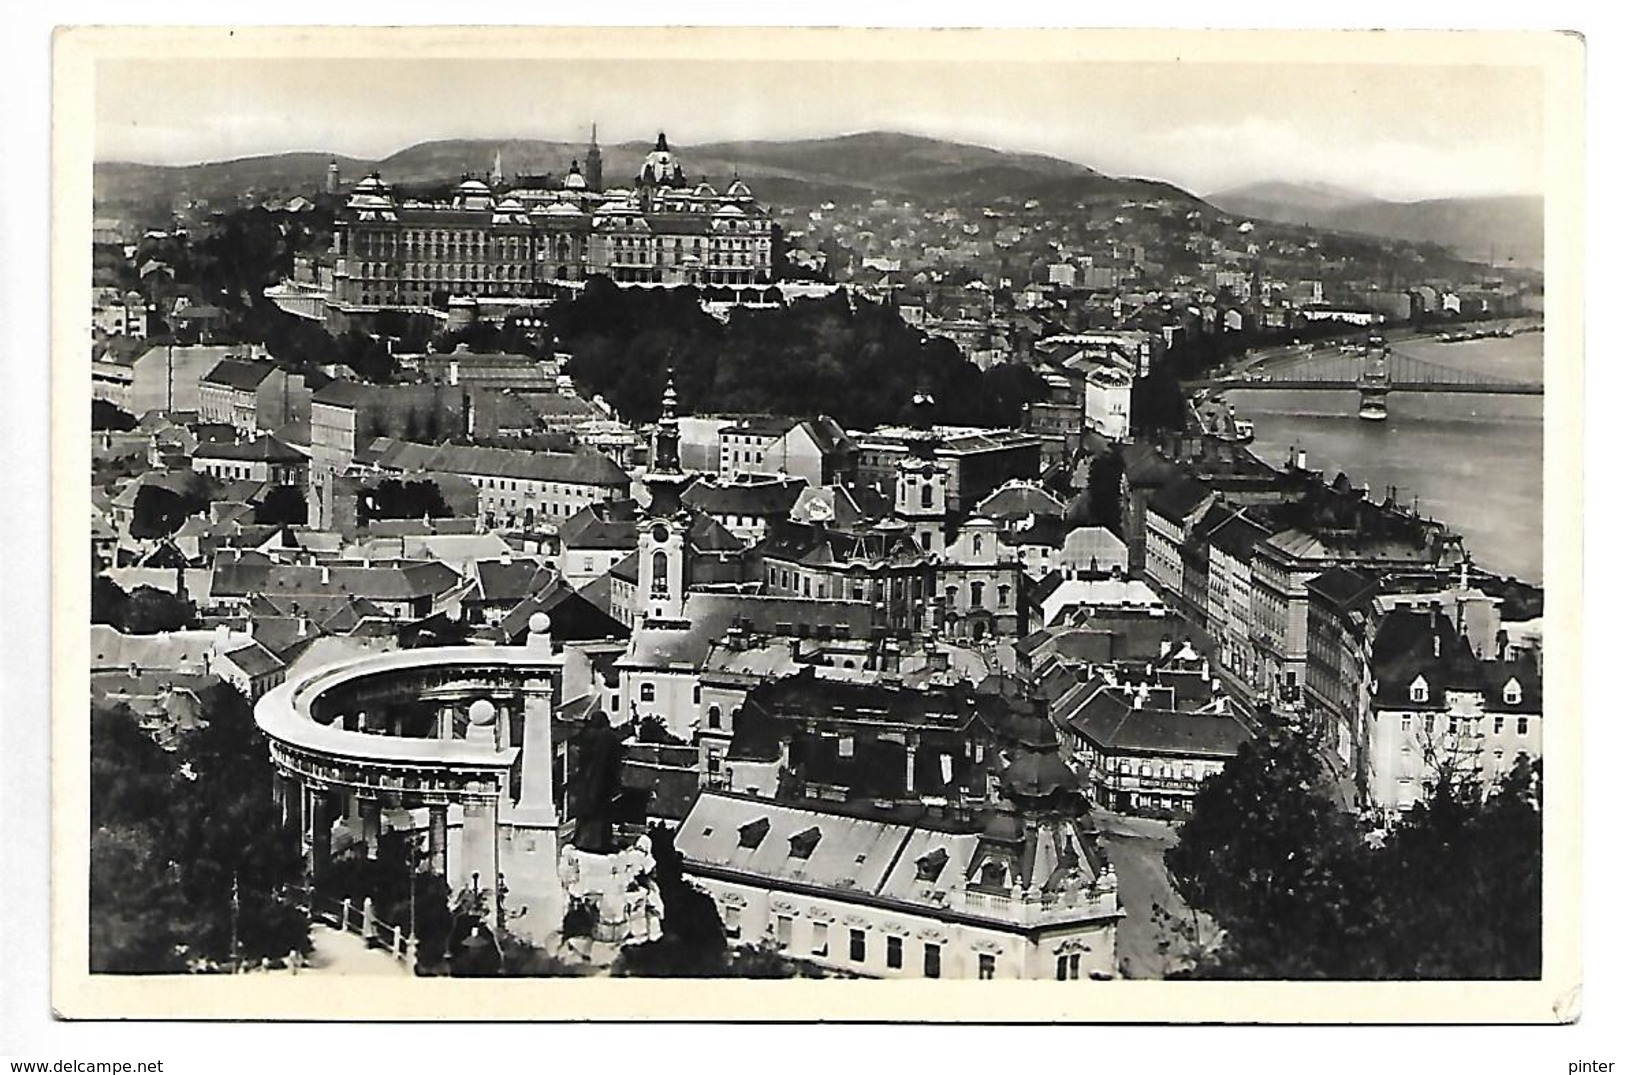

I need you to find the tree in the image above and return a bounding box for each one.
[1165,728,1381,978]
[356,478,452,524]
[1086,451,1126,535]
[92,398,139,431]
[1167,729,1542,980]
[254,484,308,525]
[91,575,196,634]
[89,689,312,973]
[171,684,310,964]
[122,585,197,633]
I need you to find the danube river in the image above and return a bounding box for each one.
[1225,332,1544,583]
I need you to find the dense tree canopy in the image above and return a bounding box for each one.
[552,280,1047,429]
[92,399,139,431]
[1166,730,1541,980]
[91,575,196,634]
[90,688,310,972]
[356,479,452,525]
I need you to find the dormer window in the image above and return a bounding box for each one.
[1503,678,1523,706]
[915,848,949,883]
[737,818,770,850]
[787,827,822,860]
[1409,675,1429,704]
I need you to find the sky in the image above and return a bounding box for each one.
[92,37,1548,203]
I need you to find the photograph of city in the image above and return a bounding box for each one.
[70,27,1570,1005]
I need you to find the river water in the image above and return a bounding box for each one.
[1226,332,1544,583]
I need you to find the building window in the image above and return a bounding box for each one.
[693,684,702,705]
[723,904,742,938]
[650,550,670,596]
[978,953,996,980]
[970,582,985,607]
[776,914,794,950]
[1517,717,1530,736]
[923,943,941,979]
[1504,679,1523,706]
[1494,716,1505,735]
[886,935,903,969]
[1056,953,1082,980]
[640,683,655,704]
[1401,714,1412,732]
[921,483,934,509]
[1409,675,1429,704]
[998,585,1011,608]
[708,705,722,729]
[811,921,829,956]
[973,535,984,556]
[849,929,866,963]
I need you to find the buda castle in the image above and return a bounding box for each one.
[326,131,774,329]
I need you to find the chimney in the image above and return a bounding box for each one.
[297,615,309,638]
[320,565,331,584]
[1159,636,1173,659]
[1433,633,1441,659]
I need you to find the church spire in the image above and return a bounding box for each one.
[585,121,603,193]
[646,372,685,517]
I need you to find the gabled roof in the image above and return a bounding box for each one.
[1059,682,1253,758]
[974,480,1065,522]
[200,357,277,390]
[1306,566,1381,609]
[1205,509,1273,561]
[373,440,630,488]
[193,435,305,464]
[682,477,807,519]
[219,639,285,678]
[1147,476,1214,523]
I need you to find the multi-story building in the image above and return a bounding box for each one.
[1303,567,1381,773]
[190,434,308,487]
[718,416,799,481]
[364,440,631,531]
[677,791,1121,980]
[416,346,559,393]
[1364,608,1542,817]
[853,426,1043,513]
[92,343,265,416]
[1049,659,1253,817]
[1250,520,1463,705]
[324,133,774,329]
[92,288,149,340]
[1143,477,1216,611]
[197,357,314,435]
[1083,366,1133,442]
[1204,510,1269,693]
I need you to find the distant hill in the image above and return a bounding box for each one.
[1207,181,1544,267]
[1206,180,1374,220]
[97,131,1211,215]
[93,152,374,210]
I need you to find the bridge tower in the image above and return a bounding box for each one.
[1358,334,1391,421]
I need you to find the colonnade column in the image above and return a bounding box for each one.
[360,796,382,860]
[427,804,448,877]
[305,785,333,881]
